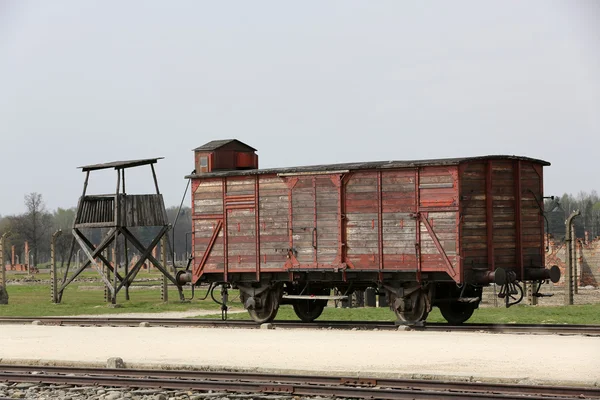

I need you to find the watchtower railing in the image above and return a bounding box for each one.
[74,194,168,228]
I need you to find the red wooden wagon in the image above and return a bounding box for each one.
[178,140,560,324]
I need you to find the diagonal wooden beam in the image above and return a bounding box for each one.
[75,230,125,283]
[119,226,185,301]
[193,220,222,281]
[72,228,116,292]
[420,214,457,278]
[115,226,171,293]
[120,226,179,287]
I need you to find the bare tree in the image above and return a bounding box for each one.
[12,193,53,266]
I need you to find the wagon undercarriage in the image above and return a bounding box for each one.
[192,268,557,325]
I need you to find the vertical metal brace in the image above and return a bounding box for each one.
[514,160,524,280]
[485,160,495,271]
[254,175,261,281]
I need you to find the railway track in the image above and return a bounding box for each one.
[0,316,599,335]
[1,364,599,400]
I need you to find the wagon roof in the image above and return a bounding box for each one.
[185,155,550,179]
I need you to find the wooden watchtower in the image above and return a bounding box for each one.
[57,158,183,303]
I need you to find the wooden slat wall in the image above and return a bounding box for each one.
[191,159,546,281]
[226,179,256,272]
[194,219,224,272]
[491,161,517,270]
[419,167,458,208]
[75,196,115,226]
[258,177,289,270]
[459,162,488,269]
[193,179,224,272]
[315,176,339,264]
[381,171,416,269]
[459,160,545,276]
[520,163,544,268]
[227,209,256,272]
[345,173,379,269]
[193,180,224,215]
[121,195,169,227]
[291,177,316,264]
[418,167,459,271]
[420,211,459,271]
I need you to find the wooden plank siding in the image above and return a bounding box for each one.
[192,179,224,275]
[258,177,290,270]
[459,160,545,280]
[190,158,546,284]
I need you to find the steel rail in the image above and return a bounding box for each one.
[1,365,598,400]
[0,316,599,335]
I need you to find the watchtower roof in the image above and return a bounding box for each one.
[78,158,163,172]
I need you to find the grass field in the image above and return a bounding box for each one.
[0,282,224,317]
[1,279,599,324]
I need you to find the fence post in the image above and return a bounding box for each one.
[161,237,168,302]
[573,234,578,295]
[51,230,62,304]
[0,233,10,305]
[103,249,110,303]
[565,210,581,306]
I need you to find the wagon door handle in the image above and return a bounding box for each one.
[312,228,317,249]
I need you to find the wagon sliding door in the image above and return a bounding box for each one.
[287,175,341,268]
[417,167,460,280]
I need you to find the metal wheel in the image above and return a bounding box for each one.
[392,290,429,324]
[247,289,280,324]
[438,302,476,325]
[293,300,326,322]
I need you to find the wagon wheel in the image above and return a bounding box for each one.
[394,291,428,325]
[292,289,329,322]
[438,302,476,325]
[248,288,280,324]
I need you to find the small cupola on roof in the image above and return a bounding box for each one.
[193,139,258,174]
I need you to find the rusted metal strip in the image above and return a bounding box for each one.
[514,160,524,279]
[255,175,261,281]
[537,164,545,262]
[222,178,228,282]
[415,169,421,281]
[312,176,317,265]
[420,214,457,278]
[377,171,383,272]
[486,160,495,271]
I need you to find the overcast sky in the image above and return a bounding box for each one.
[1,1,598,215]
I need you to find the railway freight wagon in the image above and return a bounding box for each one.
[177,140,560,324]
